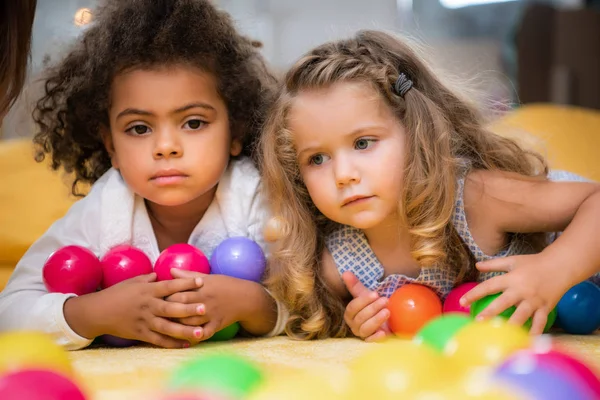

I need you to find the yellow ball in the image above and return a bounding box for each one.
[444,319,531,370]
[249,368,349,400]
[0,331,73,376]
[414,386,523,400]
[349,339,455,399]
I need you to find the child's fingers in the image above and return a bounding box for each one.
[152,299,205,319]
[528,309,548,336]
[344,291,380,321]
[476,257,515,273]
[357,308,390,338]
[353,296,388,327]
[198,322,220,341]
[150,316,203,342]
[475,291,517,321]
[365,329,388,343]
[165,290,202,304]
[127,273,157,284]
[507,301,534,327]
[170,268,207,279]
[460,277,506,307]
[176,315,210,326]
[342,271,371,298]
[143,330,190,349]
[153,277,204,298]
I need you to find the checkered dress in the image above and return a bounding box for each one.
[325,170,597,299]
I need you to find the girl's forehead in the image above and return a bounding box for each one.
[289,83,392,129]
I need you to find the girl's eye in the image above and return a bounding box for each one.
[355,138,375,150]
[126,125,150,135]
[309,153,330,166]
[184,119,205,130]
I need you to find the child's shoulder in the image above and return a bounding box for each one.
[221,157,261,193]
[228,157,260,180]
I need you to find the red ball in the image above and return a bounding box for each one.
[387,284,443,337]
[443,282,478,314]
[100,245,153,288]
[43,245,102,295]
[0,369,87,400]
[154,244,210,281]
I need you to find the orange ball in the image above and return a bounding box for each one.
[387,284,443,337]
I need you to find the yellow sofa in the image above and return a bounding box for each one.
[0,103,599,290]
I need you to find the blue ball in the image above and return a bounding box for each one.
[210,237,266,282]
[556,281,600,335]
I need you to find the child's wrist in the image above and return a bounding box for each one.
[63,292,105,339]
[236,281,277,334]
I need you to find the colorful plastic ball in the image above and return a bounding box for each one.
[509,342,600,399]
[100,335,138,348]
[556,281,600,335]
[207,323,240,342]
[471,293,557,333]
[445,319,531,370]
[387,284,443,337]
[168,353,263,398]
[414,313,472,353]
[209,237,266,282]
[43,245,102,295]
[443,282,478,314]
[349,340,454,398]
[0,331,73,377]
[155,244,211,281]
[0,369,87,400]
[156,394,230,400]
[100,245,153,288]
[249,368,349,400]
[494,349,596,400]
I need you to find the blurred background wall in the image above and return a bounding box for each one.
[2,0,598,139]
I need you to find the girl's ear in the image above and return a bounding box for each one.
[101,126,119,169]
[230,138,242,157]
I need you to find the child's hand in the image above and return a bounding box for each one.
[460,254,570,335]
[165,269,250,340]
[65,273,206,348]
[342,271,391,342]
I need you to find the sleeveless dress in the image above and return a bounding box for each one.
[325,170,598,299]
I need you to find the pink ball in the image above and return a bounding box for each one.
[443,282,478,314]
[43,245,102,296]
[0,369,87,400]
[100,245,153,288]
[154,244,210,281]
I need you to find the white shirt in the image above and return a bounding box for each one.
[0,158,286,349]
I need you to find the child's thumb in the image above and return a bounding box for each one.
[342,271,370,298]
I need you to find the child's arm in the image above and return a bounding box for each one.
[460,170,600,334]
[165,269,278,339]
[0,193,205,349]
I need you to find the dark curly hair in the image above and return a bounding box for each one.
[33,0,277,195]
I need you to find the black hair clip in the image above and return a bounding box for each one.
[394,72,413,98]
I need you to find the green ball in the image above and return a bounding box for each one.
[413,313,472,352]
[471,293,557,333]
[207,322,240,342]
[169,352,263,398]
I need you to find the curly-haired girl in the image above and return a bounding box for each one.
[0,0,282,350]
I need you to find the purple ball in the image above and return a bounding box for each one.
[494,350,595,400]
[101,335,138,348]
[209,237,266,282]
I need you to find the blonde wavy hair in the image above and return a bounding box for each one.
[259,30,548,340]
